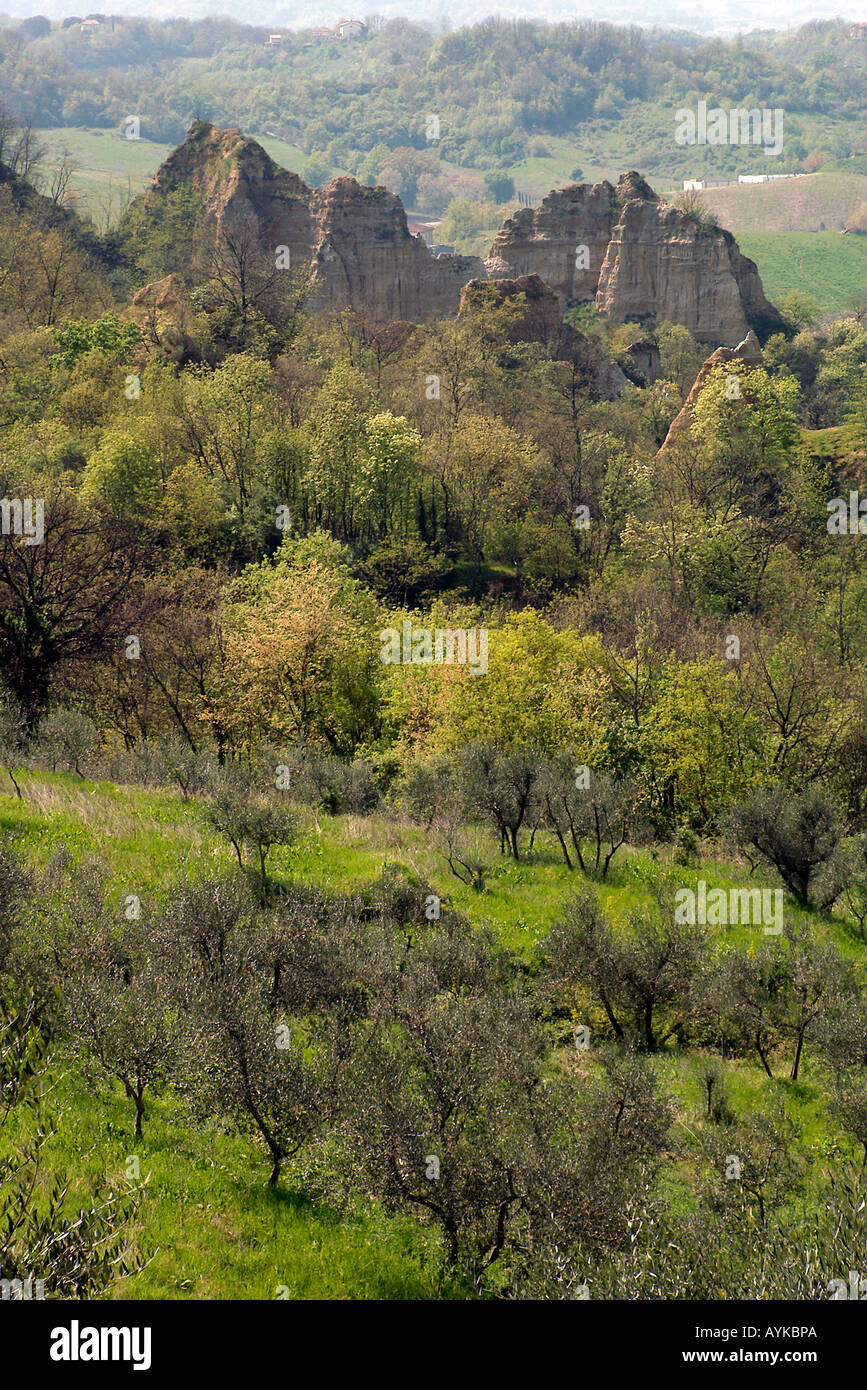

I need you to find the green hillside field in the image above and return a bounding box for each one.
[735,230,867,315]
[1,767,863,1299]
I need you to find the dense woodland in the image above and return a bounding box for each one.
[1,14,866,181]
[4,71,867,1299]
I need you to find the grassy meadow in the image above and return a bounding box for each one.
[2,765,864,1299]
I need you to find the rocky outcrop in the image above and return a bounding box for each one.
[458,274,627,399]
[125,128,782,347]
[657,330,765,456]
[306,178,484,321]
[487,172,783,346]
[121,274,199,363]
[122,122,485,323]
[621,338,661,387]
[485,181,617,303]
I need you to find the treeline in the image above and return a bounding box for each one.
[0,16,863,168]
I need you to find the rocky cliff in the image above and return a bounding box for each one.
[486,180,617,304]
[306,177,484,321]
[656,330,765,456]
[486,173,783,346]
[122,122,485,323]
[125,127,781,347]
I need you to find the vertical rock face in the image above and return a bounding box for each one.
[485,181,617,302]
[487,172,783,346]
[621,338,662,386]
[595,194,752,344]
[305,179,484,321]
[123,122,484,323]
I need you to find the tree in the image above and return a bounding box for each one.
[189,973,342,1187]
[541,759,642,876]
[340,986,542,1273]
[354,411,421,541]
[0,483,140,730]
[483,171,515,203]
[0,986,144,1296]
[156,875,351,1187]
[699,1100,801,1227]
[721,784,845,908]
[177,354,277,517]
[836,833,867,939]
[0,697,25,798]
[542,887,706,1051]
[80,427,163,520]
[777,923,853,1080]
[63,925,176,1138]
[218,541,380,755]
[831,1079,867,1173]
[206,765,295,898]
[702,946,788,1079]
[37,707,100,776]
[778,291,821,333]
[457,742,544,859]
[192,214,311,352]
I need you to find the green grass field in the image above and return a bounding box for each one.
[36,127,172,225]
[2,766,864,1297]
[735,230,867,315]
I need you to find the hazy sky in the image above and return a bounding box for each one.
[2,1,866,33]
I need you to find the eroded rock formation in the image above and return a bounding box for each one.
[656,329,765,456]
[122,122,485,323]
[458,273,627,399]
[125,127,782,348]
[486,173,783,346]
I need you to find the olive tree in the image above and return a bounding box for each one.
[720,784,846,908]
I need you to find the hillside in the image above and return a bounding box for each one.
[2,765,865,1299]
[695,172,867,233]
[4,15,866,196]
[735,229,867,313]
[5,10,867,1328]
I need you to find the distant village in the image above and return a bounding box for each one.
[266,19,367,46]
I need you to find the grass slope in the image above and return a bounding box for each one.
[698,172,867,234]
[735,230,867,314]
[2,769,864,1297]
[36,126,172,224]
